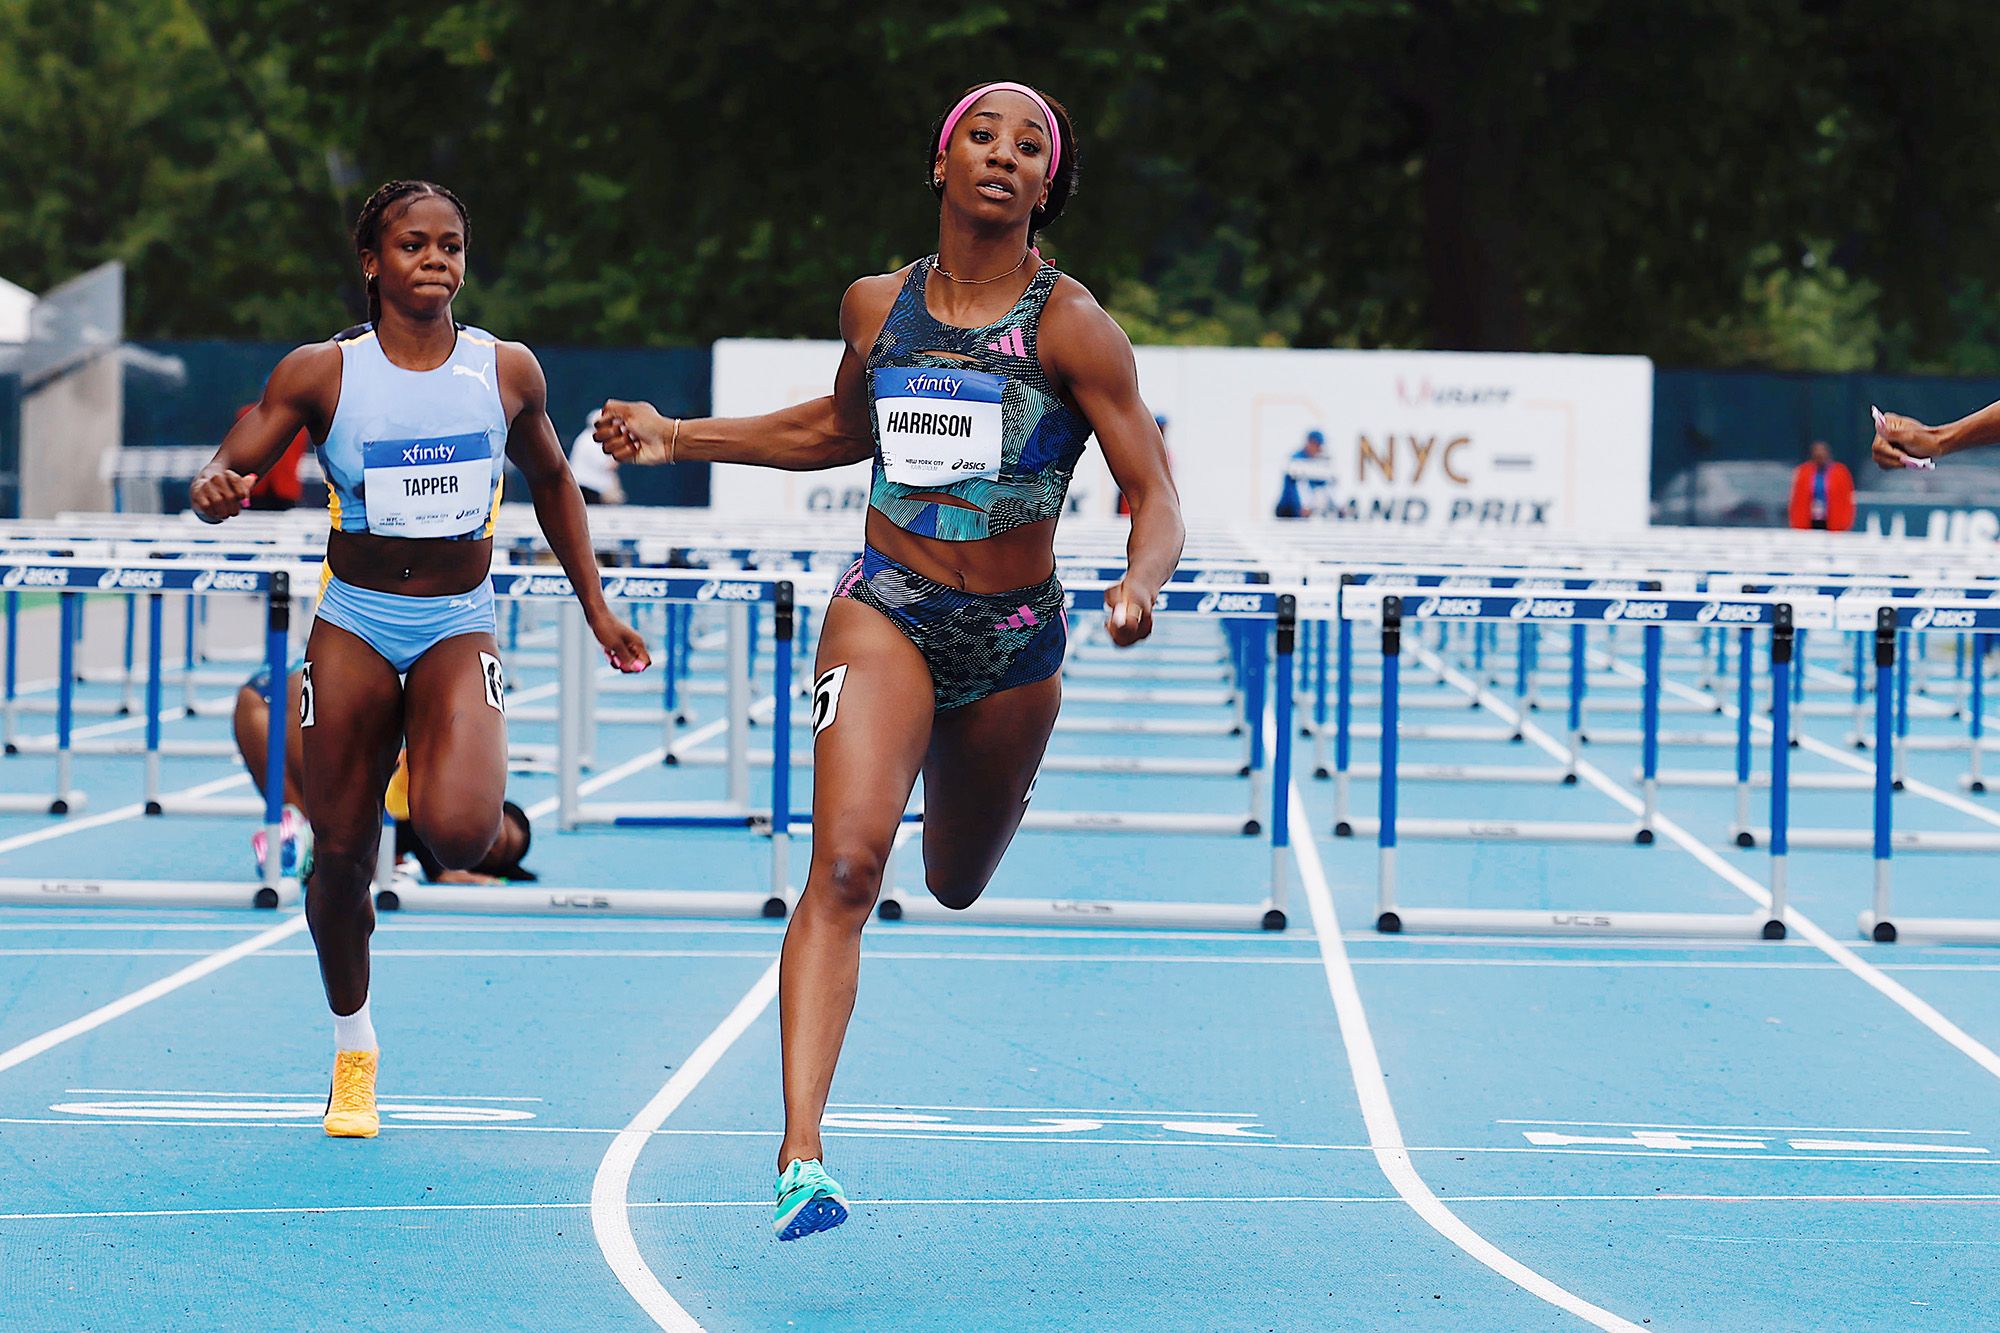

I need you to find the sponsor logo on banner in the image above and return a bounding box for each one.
[2,567,69,588]
[193,569,259,592]
[518,576,573,597]
[1912,607,1978,631]
[97,568,164,590]
[1417,597,1482,618]
[1195,591,1262,615]
[1696,602,1761,624]
[604,577,677,601]
[1603,599,1668,622]
[1396,378,1514,408]
[696,580,759,602]
[1510,598,1575,620]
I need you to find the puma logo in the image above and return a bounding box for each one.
[452,362,492,392]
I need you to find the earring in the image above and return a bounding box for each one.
[933,176,944,189]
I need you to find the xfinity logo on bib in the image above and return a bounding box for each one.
[2,567,68,588]
[1913,607,1977,631]
[1696,602,1760,624]
[401,441,461,465]
[696,580,759,602]
[1602,599,1667,622]
[96,568,163,590]
[193,569,259,592]
[905,374,964,397]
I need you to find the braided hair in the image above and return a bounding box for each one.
[352,180,471,325]
[927,84,1078,246]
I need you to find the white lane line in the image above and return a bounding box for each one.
[591,959,780,1332]
[1290,780,1642,1331]
[9,1115,2000,1167]
[0,772,248,859]
[1425,648,2000,1086]
[1500,1118,1968,1135]
[0,913,308,1077]
[65,1087,540,1101]
[829,1102,1253,1117]
[6,1190,1999,1225]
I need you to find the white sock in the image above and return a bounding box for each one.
[332,998,377,1053]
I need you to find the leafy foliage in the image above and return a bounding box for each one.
[6,0,2000,368]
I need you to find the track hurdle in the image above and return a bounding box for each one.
[1837,601,2000,945]
[1347,589,1795,940]
[0,561,298,909]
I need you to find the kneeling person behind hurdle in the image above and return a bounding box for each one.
[234,663,536,885]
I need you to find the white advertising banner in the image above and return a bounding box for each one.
[711,339,1653,532]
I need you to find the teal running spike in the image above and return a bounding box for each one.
[773,1158,849,1241]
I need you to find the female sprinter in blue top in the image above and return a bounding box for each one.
[597,83,1184,1240]
[193,180,649,1139]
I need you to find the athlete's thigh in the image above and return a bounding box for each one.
[808,598,934,859]
[401,632,510,825]
[300,621,405,853]
[920,672,1061,896]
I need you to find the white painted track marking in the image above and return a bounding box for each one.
[1290,779,1643,1330]
[591,959,779,1332]
[0,913,308,1076]
[5,1191,1996,1225]
[1424,647,2000,1085]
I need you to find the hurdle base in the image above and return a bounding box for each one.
[1753,827,2000,853]
[1344,816,1648,844]
[0,877,300,909]
[375,882,788,919]
[876,890,1282,931]
[1857,911,2000,945]
[1376,906,1782,939]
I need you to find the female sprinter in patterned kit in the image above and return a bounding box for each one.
[192,180,649,1139]
[598,82,1184,1239]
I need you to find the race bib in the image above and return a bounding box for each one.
[362,431,495,538]
[873,367,1004,488]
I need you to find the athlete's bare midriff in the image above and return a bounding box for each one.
[326,527,493,597]
[864,508,1057,593]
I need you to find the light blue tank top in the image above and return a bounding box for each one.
[319,323,509,540]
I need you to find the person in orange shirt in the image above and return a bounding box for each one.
[1788,440,1854,531]
[232,403,308,510]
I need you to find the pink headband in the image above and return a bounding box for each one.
[937,82,1063,179]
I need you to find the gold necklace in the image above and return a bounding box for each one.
[932,250,1031,285]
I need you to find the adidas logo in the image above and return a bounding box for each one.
[984,327,1027,358]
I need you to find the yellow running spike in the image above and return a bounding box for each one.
[323,1049,380,1138]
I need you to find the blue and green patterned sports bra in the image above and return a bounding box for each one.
[864,257,1093,541]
